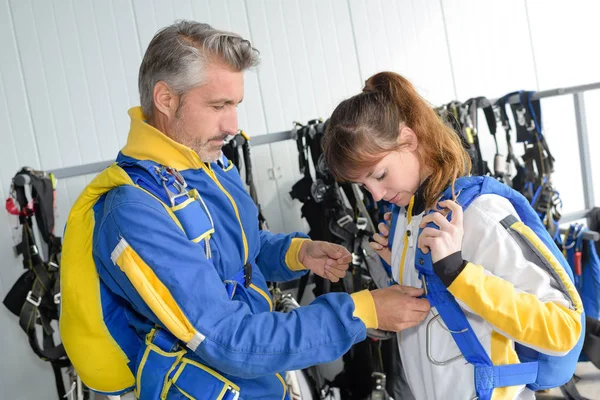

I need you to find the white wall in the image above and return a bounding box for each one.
[1,0,599,398]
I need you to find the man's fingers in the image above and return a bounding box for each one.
[408,297,431,312]
[393,285,424,297]
[324,269,340,283]
[321,243,344,258]
[326,266,347,279]
[384,212,392,222]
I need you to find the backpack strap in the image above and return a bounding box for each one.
[414,180,540,399]
[118,160,215,256]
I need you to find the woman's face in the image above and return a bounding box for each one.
[353,128,423,207]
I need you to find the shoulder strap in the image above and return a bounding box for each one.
[415,179,540,399]
[118,160,215,254]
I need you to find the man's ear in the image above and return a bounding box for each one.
[153,81,178,119]
[399,126,418,152]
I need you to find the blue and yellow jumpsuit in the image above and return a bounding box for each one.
[59,107,378,399]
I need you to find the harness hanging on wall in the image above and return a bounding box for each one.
[508,91,562,239]
[435,100,488,176]
[3,168,71,399]
[222,130,269,231]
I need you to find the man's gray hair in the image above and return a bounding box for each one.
[139,20,260,117]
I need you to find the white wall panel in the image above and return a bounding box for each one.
[585,90,600,205]
[132,0,160,53]
[349,0,455,105]
[53,0,104,165]
[92,0,137,146]
[526,0,600,89]
[71,0,121,161]
[10,0,63,170]
[316,0,362,106]
[226,0,285,233]
[442,0,538,99]
[245,0,307,233]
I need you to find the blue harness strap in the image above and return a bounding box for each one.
[413,176,583,399]
[416,247,538,400]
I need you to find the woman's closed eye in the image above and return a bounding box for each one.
[375,171,387,181]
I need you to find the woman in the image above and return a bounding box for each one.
[322,71,583,400]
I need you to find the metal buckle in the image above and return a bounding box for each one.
[227,386,239,400]
[337,215,352,228]
[154,166,190,207]
[426,314,466,366]
[54,293,61,304]
[356,217,368,231]
[26,290,42,307]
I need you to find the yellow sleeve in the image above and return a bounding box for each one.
[449,261,581,355]
[350,290,378,329]
[285,238,310,271]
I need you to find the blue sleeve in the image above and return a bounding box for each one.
[93,186,367,379]
[255,230,310,282]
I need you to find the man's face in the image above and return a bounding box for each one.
[168,60,244,163]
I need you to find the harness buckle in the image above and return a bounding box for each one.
[224,386,239,400]
[53,293,61,305]
[337,215,352,228]
[26,290,42,307]
[154,166,191,207]
[356,217,368,231]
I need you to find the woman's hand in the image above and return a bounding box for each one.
[369,212,392,265]
[417,200,464,263]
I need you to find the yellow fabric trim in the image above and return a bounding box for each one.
[448,262,582,353]
[223,159,235,171]
[398,196,415,284]
[174,385,195,400]
[239,130,250,141]
[191,228,215,243]
[171,197,195,212]
[161,360,184,399]
[136,340,153,396]
[201,164,249,263]
[136,186,185,232]
[175,358,240,392]
[122,107,204,171]
[350,290,378,329]
[216,384,229,400]
[286,238,310,271]
[490,331,520,400]
[250,283,274,312]
[510,221,583,313]
[115,245,197,344]
[59,164,136,392]
[275,373,287,400]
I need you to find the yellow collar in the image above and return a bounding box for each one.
[121,107,205,171]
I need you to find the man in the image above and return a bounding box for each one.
[59,21,430,399]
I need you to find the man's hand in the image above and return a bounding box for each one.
[298,241,352,283]
[371,285,430,331]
